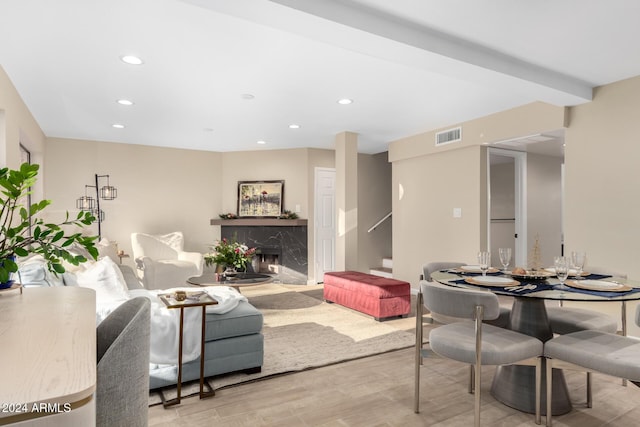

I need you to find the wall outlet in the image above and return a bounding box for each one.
[453,207,462,218]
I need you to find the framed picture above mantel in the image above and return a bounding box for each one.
[237,180,284,218]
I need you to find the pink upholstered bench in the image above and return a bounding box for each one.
[323,271,411,321]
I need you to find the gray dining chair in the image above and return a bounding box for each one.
[546,266,625,335]
[96,297,151,427]
[415,280,543,426]
[543,303,640,426]
[545,267,626,406]
[419,262,514,393]
[421,262,511,328]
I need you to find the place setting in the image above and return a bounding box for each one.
[548,254,640,296]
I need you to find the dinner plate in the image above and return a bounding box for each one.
[566,279,631,292]
[459,265,499,274]
[465,276,518,287]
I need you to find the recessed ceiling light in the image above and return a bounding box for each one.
[257,140,267,145]
[120,55,144,65]
[337,98,353,105]
[116,99,134,106]
[241,94,255,100]
[288,124,300,129]
[112,123,125,129]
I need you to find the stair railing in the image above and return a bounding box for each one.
[367,211,392,233]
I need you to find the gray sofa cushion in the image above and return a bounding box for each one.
[204,300,263,341]
[149,333,264,389]
[117,264,145,290]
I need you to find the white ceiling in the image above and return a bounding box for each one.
[1,0,639,154]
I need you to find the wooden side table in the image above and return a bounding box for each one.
[117,251,130,264]
[157,291,218,407]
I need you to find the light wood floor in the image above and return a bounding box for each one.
[149,346,640,426]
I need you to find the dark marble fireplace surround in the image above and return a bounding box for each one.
[211,219,308,285]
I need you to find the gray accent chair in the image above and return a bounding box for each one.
[415,280,543,426]
[543,304,640,426]
[97,297,151,427]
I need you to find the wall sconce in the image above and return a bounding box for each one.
[76,174,117,239]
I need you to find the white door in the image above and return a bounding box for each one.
[314,167,336,283]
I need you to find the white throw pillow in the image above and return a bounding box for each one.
[96,237,119,263]
[17,254,65,287]
[75,257,129,305]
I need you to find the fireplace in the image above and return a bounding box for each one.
[253,247,281,275]
[214,219,308,284]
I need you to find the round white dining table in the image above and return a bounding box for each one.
[430,268,640,416]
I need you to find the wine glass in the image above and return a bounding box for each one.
[571,251,586,280]
[498,248,512,273]
[477,251,491,276]
[554,256,570,290]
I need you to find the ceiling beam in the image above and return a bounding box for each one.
[183,0,592,105]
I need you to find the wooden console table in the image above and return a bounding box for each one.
[0,287,96,426]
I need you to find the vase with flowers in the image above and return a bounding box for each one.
[204,236,257,277]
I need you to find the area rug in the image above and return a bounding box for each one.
[149,284,418,405]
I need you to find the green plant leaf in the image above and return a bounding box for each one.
[0,163,98,278]
[52,263,66,274]
[14,247,29,257]
[0,268,9,284]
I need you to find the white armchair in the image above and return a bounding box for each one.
[131,232,203,290]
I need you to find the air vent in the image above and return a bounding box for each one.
[435,127,462,146]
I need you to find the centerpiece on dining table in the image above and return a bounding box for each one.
[204,237,258,278]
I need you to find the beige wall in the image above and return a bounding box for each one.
[392,145,484,286]
[45,138,222,262]
[389,102,567,163]
[0,66,46,197]
[565,76,640,277]
[527,153,563,267]
[335,132,359,271]
[390,102,567,287]
[564,75,640,335]
[44,139,336,281]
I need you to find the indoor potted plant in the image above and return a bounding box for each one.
[0,163,98,288]
[204,236,257,276]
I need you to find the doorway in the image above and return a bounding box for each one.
[488,135,565,270]
[314,167,336,283]
[488,148,527,268]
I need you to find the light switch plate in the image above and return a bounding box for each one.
[453,208,462,218]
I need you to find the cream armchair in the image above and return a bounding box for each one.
[131,232,203,290]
